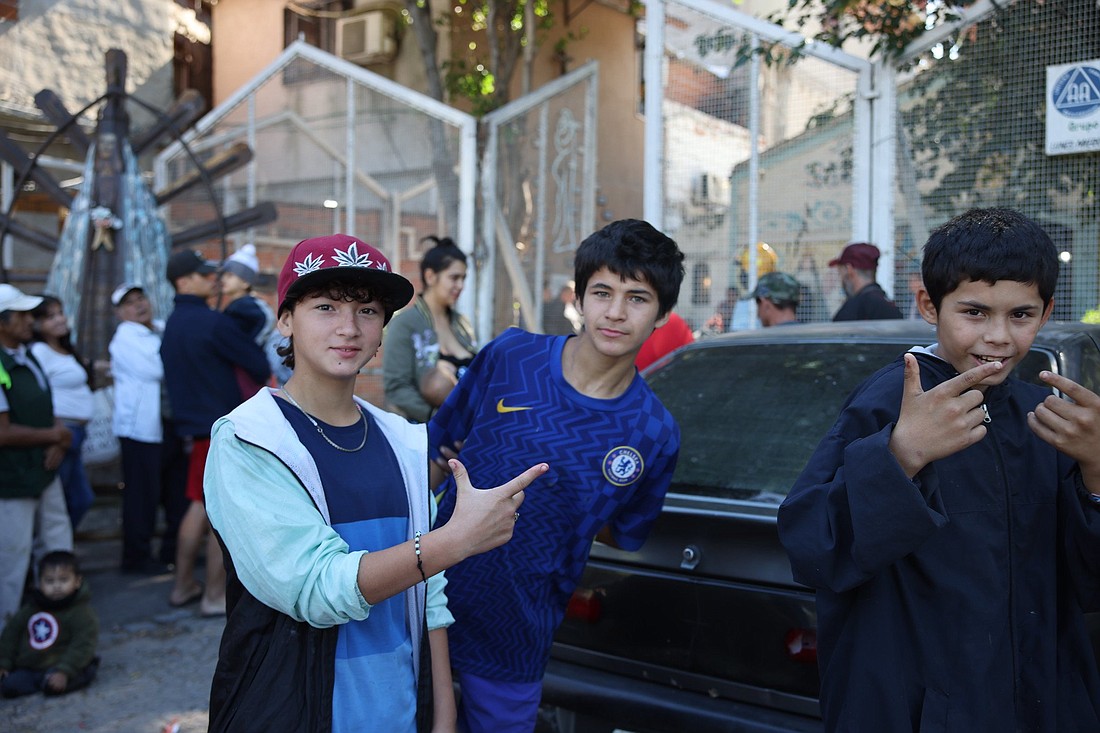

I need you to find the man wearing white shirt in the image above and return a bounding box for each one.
[109,284,188,576]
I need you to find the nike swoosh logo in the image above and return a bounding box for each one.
[496,399,533,414]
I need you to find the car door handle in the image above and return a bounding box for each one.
[680,544,701,571]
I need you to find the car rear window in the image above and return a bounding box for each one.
[646,341,914,504]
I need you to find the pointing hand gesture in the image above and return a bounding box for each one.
[1028,371,1100,494]
[446,458,547,558]
[889,354,1004,478]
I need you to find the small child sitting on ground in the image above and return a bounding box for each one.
[0,550,100,697]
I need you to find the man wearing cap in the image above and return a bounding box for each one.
[202,234,544,732]
[828,242,903,321]
[161,248,271,615]
[752,271,801,327]
[108,284,188,575]
[0,284,74,622]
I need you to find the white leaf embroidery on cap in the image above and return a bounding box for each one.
[293,252,325,276]
[333,242,388,271]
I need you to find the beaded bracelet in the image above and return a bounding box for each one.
[414,531,427,583]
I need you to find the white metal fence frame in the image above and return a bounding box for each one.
[644,0,891,298]
[144,0,1089,335]
[479,62,599,340]
[642,0,1025,318]
[154,40,480,317]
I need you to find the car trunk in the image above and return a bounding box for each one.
[555,338,925,718]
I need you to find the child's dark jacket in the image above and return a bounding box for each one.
[0,584,98,677]
[778,351,1100,732]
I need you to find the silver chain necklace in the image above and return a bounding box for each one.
[280,387,368,453]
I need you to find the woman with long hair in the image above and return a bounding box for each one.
[382,236,477,422]
[30,295,96,529]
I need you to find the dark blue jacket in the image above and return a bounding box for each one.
[778,351,1100,732]
[161,294,270,437]
[832,282,903,321]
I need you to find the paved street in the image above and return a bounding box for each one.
[1,494,222,733]
[0,494,646,733]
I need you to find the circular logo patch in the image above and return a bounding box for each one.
[602,446,644,486]
[28,611,59,651]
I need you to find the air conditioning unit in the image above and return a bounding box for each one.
[336,10,398,66]
[691,172,730,208]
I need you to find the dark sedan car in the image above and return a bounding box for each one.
[540,320,1100,733]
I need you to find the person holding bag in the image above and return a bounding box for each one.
[382,236,477,422]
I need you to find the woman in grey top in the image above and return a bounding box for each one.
[382,236,477,422]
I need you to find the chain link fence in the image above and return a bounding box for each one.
[480,63,598,338]
[654,0,1099,329]
[658,0,863,330]
[895,0,1100,322]
[155,42,476,402]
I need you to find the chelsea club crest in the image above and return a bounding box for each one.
[602,446,644,486]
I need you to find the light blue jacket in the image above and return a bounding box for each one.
[204,388,452,675]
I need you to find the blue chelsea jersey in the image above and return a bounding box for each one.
[430,328,680,681]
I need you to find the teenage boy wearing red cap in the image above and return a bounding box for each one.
[202,234,547,733]
[829,242,903,321]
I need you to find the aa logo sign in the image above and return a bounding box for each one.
[1046,60,1100,156]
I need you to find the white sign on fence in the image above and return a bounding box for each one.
[1046,59,1100,156]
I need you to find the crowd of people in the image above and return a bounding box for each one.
[2,208,1100,732]
[0,244,274,697]
[698,240,905,335]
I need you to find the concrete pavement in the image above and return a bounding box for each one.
[1,493,222,733]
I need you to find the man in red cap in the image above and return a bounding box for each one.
[828,242,903,321]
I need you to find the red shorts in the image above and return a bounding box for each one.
[185,437,212,503]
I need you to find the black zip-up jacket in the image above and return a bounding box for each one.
[779,351,1100,732]
[832,282,903,321]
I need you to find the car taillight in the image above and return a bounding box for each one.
[785,628,817,664]
[565,588,602,623]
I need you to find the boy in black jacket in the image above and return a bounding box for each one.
[779,208,1100,731]
[0,551,99,697]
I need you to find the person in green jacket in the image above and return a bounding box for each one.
[0,550,99,697]
[0,284,73,623]
[382,236,477,422]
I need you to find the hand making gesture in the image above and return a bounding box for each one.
[443,458,545,557]
[889,354,1005,478]
[1028,371,1100,495]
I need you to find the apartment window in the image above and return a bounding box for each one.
[283,1,348,84]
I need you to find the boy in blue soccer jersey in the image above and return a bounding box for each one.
[203,234,546,733]
[429,219,685,733]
